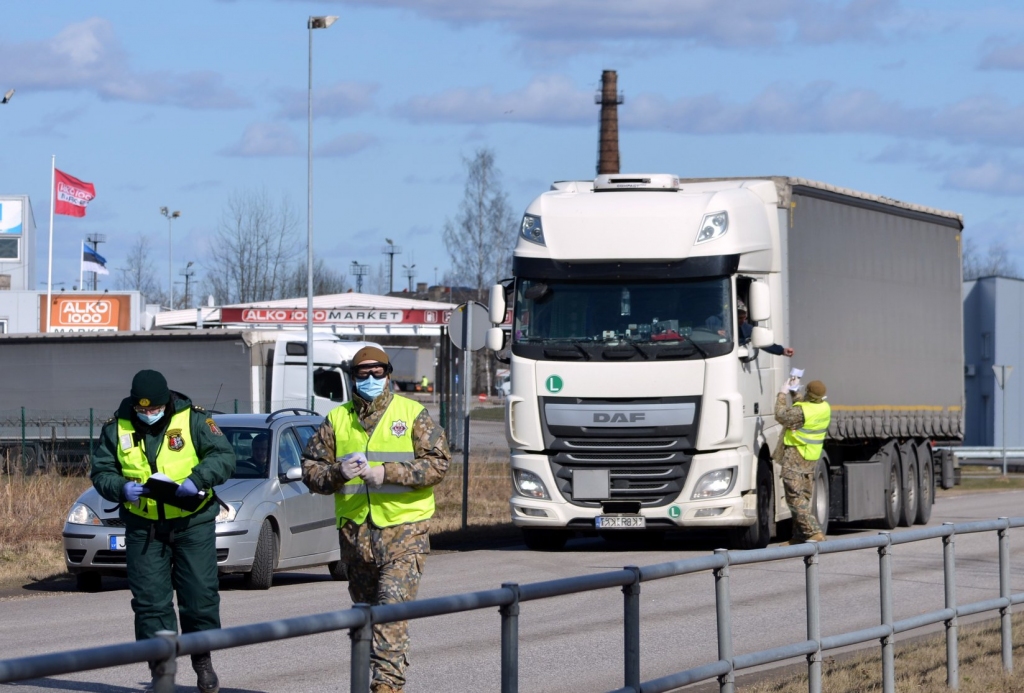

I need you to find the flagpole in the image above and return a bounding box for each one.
[45,155,55,333]
[79,239,84,292]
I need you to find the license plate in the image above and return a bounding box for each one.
[109,535,126,551]
[595,515,645,529]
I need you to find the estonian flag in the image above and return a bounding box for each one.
[82,244,109,275]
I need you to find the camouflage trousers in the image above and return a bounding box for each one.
[780,447,823,541]
[341,520,430,690]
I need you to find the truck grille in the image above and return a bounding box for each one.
[550,461,690,507]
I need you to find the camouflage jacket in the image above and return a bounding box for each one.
[301,388,450,498]
[773,392,817,473]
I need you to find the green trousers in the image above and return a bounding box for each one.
[125,517,221,641]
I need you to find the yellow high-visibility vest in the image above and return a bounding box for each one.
[328,395,434,528]
[783,400,832,461]
[117,408,210,520]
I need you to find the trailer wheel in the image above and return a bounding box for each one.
[522,528,569,551]
[898,445,918,528]
[243,520,277,590]
[730,460,773,550]
[812,457,830,537]
[914,441,934,525]
[880,445,902,530]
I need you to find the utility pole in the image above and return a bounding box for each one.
[382,238,402,294]
[85,233,106,291]
[594,70,624,175]
[179,261,195,309]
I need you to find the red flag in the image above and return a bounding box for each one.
[54,169,96,217]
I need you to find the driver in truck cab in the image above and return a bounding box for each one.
[711,300,794,357]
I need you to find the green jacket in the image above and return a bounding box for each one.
[91,392,236,525]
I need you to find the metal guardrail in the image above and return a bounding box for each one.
[936,446,1024,475]
[1,518,1021,693]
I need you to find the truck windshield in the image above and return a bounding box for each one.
[513,277,733,360]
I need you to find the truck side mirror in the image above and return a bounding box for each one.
[488,284,506,324]
[747,281,771,322]
[750,326,775,349]
[486,327,506,351]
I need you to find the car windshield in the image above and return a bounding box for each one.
[221,427,271,479]
[512,277,733,360]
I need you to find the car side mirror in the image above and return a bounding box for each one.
[750,326,774,349]
[284,467,303,481]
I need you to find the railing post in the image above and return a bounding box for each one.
[878,532,894,693]
[999,518,1012,673]
[623,566,641,693]
[151,630,178,693]
[805,545,822,693]
[943,522,959,690]
[500,582,520,693]
[713,548,734,693]
[350,603,373,693]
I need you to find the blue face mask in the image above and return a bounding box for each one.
[138,410,165,425]
[355,375,386,400]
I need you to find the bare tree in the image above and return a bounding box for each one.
[963,239,1020,280]
[366,260,390,295]
[115,235,165,305]
[203,189,301,304]
[442,148,517,303]
[281,257,349,298]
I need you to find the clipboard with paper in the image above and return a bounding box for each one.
[143,472,207,512]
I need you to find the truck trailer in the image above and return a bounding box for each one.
[486,174,963,550]
[0,329,378,471]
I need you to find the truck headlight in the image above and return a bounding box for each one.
[691,468,736,499]
[520,214,545,246]
[216,502,241,523]
[66,502,102,525]
[513,469,550,500]
[695,211,728,245]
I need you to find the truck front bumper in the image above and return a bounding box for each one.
[509,448,756,530]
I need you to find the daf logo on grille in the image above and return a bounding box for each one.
[594,412,646,423]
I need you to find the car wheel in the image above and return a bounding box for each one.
[730,460,773,550]
[522,528,569,551]
[76,571,102,593]
[243,520,277,590]
[915,441,934,525]
[879,445,902,530]
[898,448,918,528]
[328,560,348,581]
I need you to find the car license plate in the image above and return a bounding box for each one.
[595,515,645,529]
[109,535,126,551]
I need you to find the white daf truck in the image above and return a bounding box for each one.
[486,174,964,550]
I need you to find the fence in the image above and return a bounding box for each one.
[1,518,1021,693]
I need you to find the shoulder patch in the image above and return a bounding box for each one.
[206,418,223,436]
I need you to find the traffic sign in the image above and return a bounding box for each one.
[447,301,489,351]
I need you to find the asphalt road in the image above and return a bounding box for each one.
[3,489,1023,693]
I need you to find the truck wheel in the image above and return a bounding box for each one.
[328,560,348,581]
[915,441,934,525]
[75,572,102,593]
[243,520,277,590]
[522,528,569,551]
[880,446,902,530]
[812,458,830,537]
[730,461,773,550]
[898,446,918,528]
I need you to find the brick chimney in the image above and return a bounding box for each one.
[595,70,624,174]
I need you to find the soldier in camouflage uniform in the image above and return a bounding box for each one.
[302,346,450,693]
[774,378,831,544]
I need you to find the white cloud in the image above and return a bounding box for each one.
[274,82,379,120]
[316,133,379,157]
[979,41,1024,70]
[221,123,302,157]
[943,157,1024,197]
[0,18,249,109]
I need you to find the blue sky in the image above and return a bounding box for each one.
[2,1,1024,301]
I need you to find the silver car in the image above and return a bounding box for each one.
[62,410,345,591]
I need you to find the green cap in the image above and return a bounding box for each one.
[131,369,170,407]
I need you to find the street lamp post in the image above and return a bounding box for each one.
[403,263,416,292]
[382,238,402,294]
[160,207,180,308]
[350,260,369,293]
[307,15,338,410]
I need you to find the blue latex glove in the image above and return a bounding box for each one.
[123,481,144,503]
[175,478,199,497]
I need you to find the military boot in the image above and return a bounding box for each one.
[191,653,219,693]
[806,532,826,542]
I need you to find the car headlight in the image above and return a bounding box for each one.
[216,502,241,523]
[513,469,550,500]
[67,502,102,526]
[695,211,728,245]
[691,468,736,499]
[519,214,545,246]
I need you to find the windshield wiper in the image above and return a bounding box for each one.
[680,334,708,358]
[542,339,591,361]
